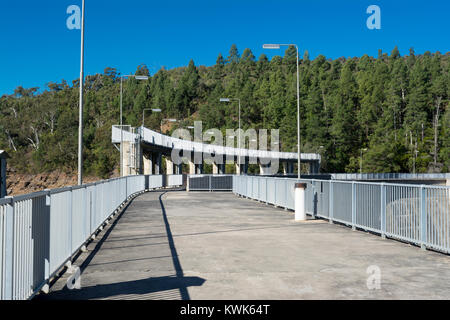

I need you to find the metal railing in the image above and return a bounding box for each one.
[167,174,184,188]
[188,175,234,191]
[0,174,183,300]
[331,173,450,181]
[233,175,450,254]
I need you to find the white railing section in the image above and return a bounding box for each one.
[167,174,183,187]
[0,174,183,300]
[233,176,450,254]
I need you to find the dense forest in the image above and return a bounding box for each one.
[0,45,448,177]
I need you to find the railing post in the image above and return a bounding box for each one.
[45,191,51,282]
[329,181,334,224]
[380,183,386,238]
[69,188,73,256]
[274,179,277,207]
[265,177,268,204]
[352,181,356,230]
[209,175,212,192]
[4,197,14,300]
[420,185,427,250]
[284,179,288,210]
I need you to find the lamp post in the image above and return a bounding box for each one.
[360,148,367,174]
[220,97,241,174]
[77,0,85,185]
[263,43,300,179]
[119,74,148,177]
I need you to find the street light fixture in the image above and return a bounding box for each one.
[263,43,300,179]
[119,74,148,177]
[220,97,241,175]
[77,0,85,185]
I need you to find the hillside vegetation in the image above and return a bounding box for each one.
[0,45,448,176]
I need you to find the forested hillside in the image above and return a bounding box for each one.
[0,45,448,176]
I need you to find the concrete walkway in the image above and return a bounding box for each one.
[38,191,450,300]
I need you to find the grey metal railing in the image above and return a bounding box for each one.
[331,173,450,181]
[188,175,233,191]
[233,175,450,254]
[0,174,183,300]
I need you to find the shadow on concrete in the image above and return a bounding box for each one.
[158,191,197,300]
[36,190,205,300]
[39,275,205,300]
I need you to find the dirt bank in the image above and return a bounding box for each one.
[6,169,118,196]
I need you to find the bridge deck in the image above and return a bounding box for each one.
[39,191,450,300]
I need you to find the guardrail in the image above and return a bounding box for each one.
[0,174,183,300]
[331,173,450,180]
[233,175,450,254]
[188,175,233,191]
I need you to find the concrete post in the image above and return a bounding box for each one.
[282,162,287,175]
[121,141,131,176]
[235,162,241,175]
[189,159,195,175]
[143,153,152,175]
[153,153,162,175]
[295,183,307,221]
[166,158,174,175]
[212,162,219,174]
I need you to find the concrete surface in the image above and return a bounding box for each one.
[37,191,450,300]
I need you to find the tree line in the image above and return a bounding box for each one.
[0,45,448,176]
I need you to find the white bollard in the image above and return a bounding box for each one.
[295,183,307,221]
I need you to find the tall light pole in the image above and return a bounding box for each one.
[77,0,85,185]
[263,44,300,179]
[119,74,148,177]
[220,98,241,174]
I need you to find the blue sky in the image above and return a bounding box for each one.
[0,0,448,95]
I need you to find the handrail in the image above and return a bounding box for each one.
[233,175,450,254]
[0,174,183,300]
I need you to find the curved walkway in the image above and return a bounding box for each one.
[38,191,450,300]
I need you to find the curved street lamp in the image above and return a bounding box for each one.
[263,43,301,179]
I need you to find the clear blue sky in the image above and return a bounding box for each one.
[0,0,448,95]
